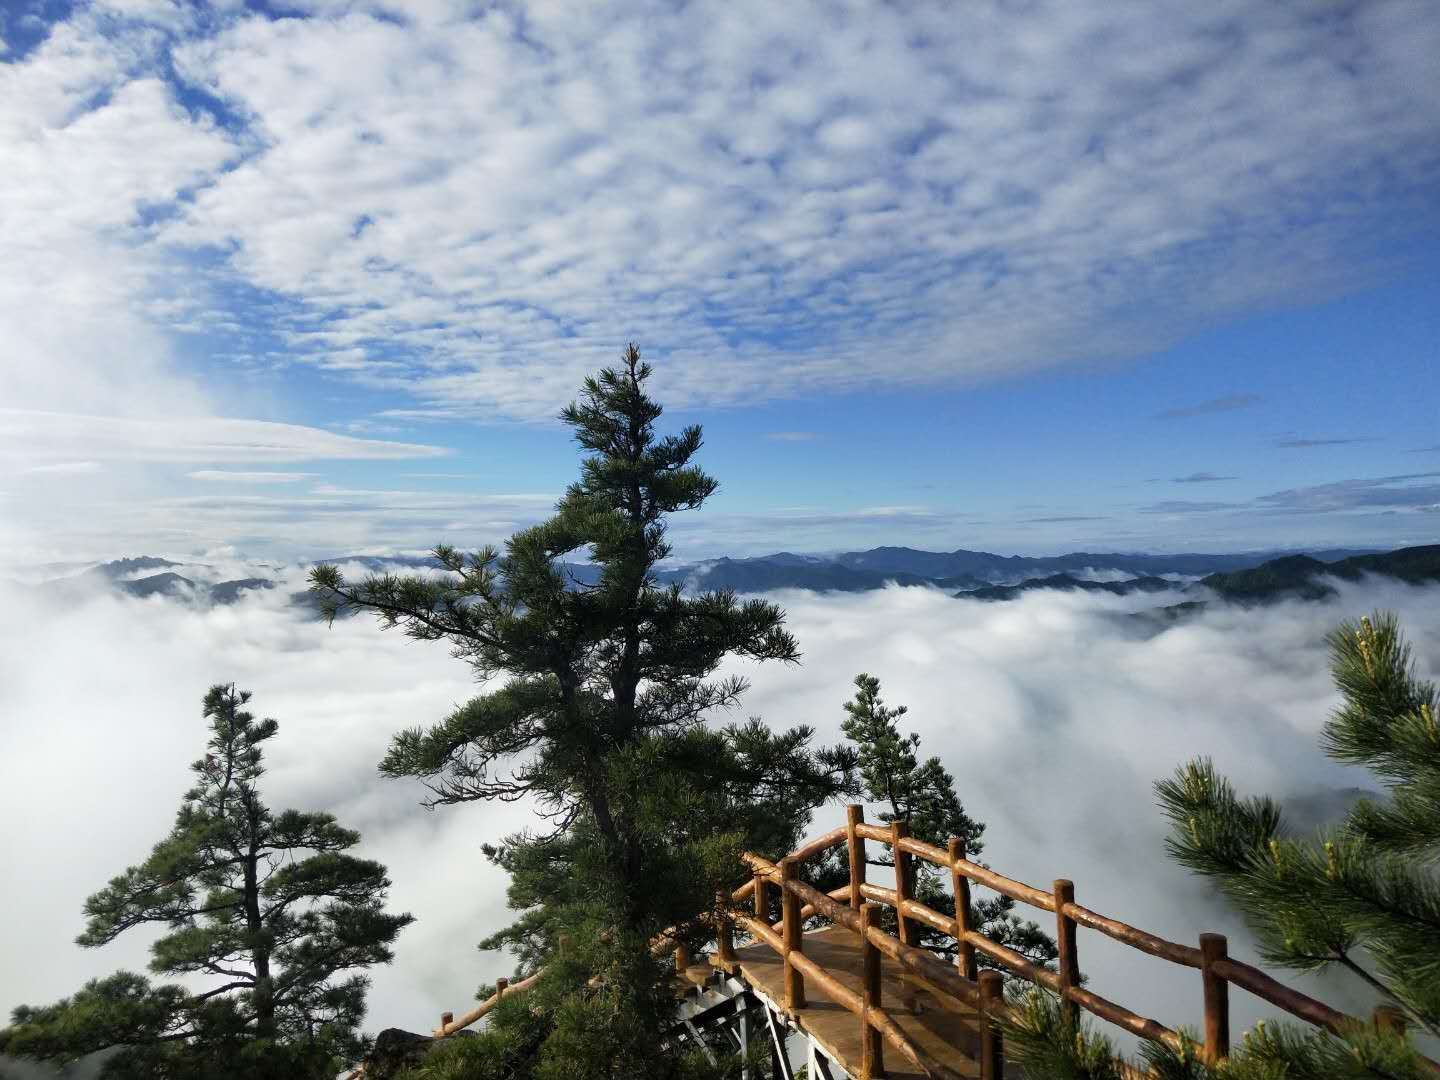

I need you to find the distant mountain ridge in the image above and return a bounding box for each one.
[1198,545,1440,604]
[24,545,1430,622]
[957,545,1440,613]
[832,546,1290,579]
[655,545,1385,594]
[958,573,1177,602]
[23,558,279,607]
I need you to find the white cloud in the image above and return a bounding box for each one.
[0,570,531,1039]
[0,410,449,465]
[4,572,1437,1050]
[24,461,103,475]
[0,414,449,564]
[0,486,557,567]
[2,1,1430,421]
[186,470,318,483]
[0,14,237,421]
[719,579,1440,1048]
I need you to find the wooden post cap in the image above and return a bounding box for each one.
[978,969,1003,1004]
[1374,1004,1407,1035]
[440,1011,453,1027]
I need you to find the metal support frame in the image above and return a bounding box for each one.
[663,957,857,1079]
[765,1005,795,1080]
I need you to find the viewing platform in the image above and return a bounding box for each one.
[675,926,983,1078]
[427,806,1436,1080]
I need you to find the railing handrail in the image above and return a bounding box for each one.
[805,807,1438,1075]
[424,809,1438,1080]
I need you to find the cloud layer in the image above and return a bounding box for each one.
[6,1,1439,422]
[0,411,448,466]
[4,570,1438,1050]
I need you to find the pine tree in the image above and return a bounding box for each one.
[821,674,1056,970]
[1003,610,1439,1078]
[310,346,854,1076]
[0,685,413,1080]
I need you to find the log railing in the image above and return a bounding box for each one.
[726,807,1437,1079]
[426,807,1437,1079]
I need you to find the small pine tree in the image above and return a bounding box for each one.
[0,685,413,1079]
[1007,610,1439,1078]
[822,674,1056,970]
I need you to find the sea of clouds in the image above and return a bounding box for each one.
[2,568,1438,1058]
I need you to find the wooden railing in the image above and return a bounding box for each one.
[425,807,1437,1079]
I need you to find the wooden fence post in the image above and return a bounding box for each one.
[675,941,691,975]
[1374,1004,1407,1036]
[716,889,736,970]
[496,977,507,998]
[860,902,884,1079]
[753,866,768,922]
[1199,933,1229,1065]
[440,1011,453,1034]
[978,969,1004,1080]
[949,836,978,981]
[1053,880,1079,1025]
[847,804,866,911]
[780,857,807,1009]
[891,820,913,947]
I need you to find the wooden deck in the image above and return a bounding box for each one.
[681,926,983,1078]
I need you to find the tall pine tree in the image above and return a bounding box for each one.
[0,685,412,1080]
[311,347,853,1077]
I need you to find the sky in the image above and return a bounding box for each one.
[1,0,1438,567]
[6,4,1440,1065]
[3,570,1439,1055]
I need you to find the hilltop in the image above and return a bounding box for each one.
[1199,546,1440,603]
[952,545,1440,621]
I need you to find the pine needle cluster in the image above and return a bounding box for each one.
[1157,612,1440,1037]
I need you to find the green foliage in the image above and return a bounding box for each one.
[1156,612,1440,1038]
[1001,986,1432,1080]
[999,988,1128,1080]
[311,347,854,1072]
[840,673,984,851]
[0,685,412,1078]
[814,674,1057,970]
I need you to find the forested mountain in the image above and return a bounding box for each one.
[661,545,1383,592]
[1198,545,1440,604]
[958,573,1176,602]
[831,546,1342,579]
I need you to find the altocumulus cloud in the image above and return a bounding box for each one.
[3,571,1439,1048]
[5,1,1439,420]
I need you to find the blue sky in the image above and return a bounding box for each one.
[1,0,1437,563]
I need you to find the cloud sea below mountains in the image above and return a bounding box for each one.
[2,565,1439,1055]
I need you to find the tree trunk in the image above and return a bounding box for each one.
[245,849,274,1039]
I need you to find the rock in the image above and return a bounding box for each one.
[360,1027,476,1079]
[361,1029,435,1079]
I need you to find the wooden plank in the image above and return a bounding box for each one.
[734,928,982,1079]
